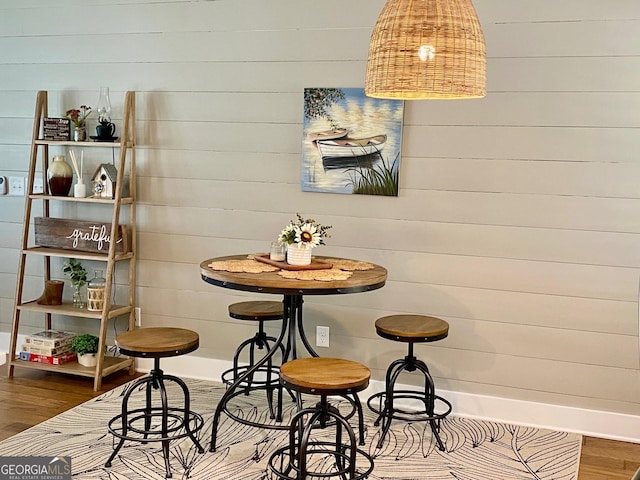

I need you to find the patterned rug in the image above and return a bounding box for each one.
[0,378,582,479]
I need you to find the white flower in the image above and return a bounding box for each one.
[279,225,295,243]
[294,223,321,248]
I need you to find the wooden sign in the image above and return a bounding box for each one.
[34,217,129,254]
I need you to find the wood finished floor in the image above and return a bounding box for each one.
[0,369,637,479]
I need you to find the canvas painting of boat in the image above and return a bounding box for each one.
[302,88,404,196]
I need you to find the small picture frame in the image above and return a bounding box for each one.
[43,118,71,141]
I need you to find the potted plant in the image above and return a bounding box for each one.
[71,334,100,367]
[62,258,88,308]
[278,213,332,265]
[62,105,92,141]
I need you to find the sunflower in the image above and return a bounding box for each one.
[295,223,321,247]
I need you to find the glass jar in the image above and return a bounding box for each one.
[47,155,73,196]
[269,241,287,261]
[72,285,85,309]
[87,270,106,311]
[96,86,112,124]
[72,126,87,142]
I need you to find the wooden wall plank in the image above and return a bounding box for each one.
[405,92,640,128]
[137,177,640,233]
[405,158,640,197]
[486,21,640,58]
[137,258,637,338]
[403,125,639,162]
[1,57,637,94]
[0,0,384,36]
[475,0,640,22]
[136,232,640,302]
[134,204,640,267]
[0,30,371,64]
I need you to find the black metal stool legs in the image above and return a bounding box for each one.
[210,313,290,452]
[269,395,374,480]
[106,358,205,478]
[221,315,295,423]
[158,374,172,477]
[168,373,206,452]
[368,343,452,451]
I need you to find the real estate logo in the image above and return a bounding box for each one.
[0,456,71,480]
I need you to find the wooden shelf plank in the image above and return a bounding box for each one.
[28,194,133,204]
[9,355,133,378]
[22,247,134,262]
[35,139,122,148]
[18,300,132,319]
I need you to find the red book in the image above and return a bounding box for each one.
[19,351,77,365]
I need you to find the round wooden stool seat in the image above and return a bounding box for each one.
[228,300,284,321]
[375,314,449,343]
[269,357,374,480]
[115,327,199,358]
[280,357,370,395]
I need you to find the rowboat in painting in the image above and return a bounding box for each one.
[315,134,387,159]
[307,128,348,141]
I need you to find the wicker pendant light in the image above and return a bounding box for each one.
[366,0,486,99]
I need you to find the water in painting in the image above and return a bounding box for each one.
[302,88,404,195]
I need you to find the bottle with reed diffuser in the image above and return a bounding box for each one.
[68,149,86,198]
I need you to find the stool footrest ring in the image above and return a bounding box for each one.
[107,407,205,443]
[367,390,452,422]
[221,364,282,389]
[268,441,374,480]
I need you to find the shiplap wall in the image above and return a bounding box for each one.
[0,0,639,424]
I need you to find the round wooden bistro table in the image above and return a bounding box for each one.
[200,254,387,452]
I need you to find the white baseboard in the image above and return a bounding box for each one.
[2,332,638,444]
[138,354,640,444]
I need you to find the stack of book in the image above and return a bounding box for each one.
[20,330,78,365]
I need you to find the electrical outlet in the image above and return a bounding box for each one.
[135,307,141,326]
[316,326,330,348]
[33,175,44,194]
[9,176,25,196]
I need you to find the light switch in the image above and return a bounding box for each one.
[33,175,44,194]
[9,177,25,196]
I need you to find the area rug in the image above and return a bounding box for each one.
[0,378,581,479]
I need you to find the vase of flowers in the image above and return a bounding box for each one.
[278,213,332,266]
[63,105,92,141]
[286,244,313,266]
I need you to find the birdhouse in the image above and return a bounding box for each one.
[91,163,117,199]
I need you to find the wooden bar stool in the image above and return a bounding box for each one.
[221,300,287,420]
[105,327,205,478]
[268,357,374,480]
[368,315,452,451]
